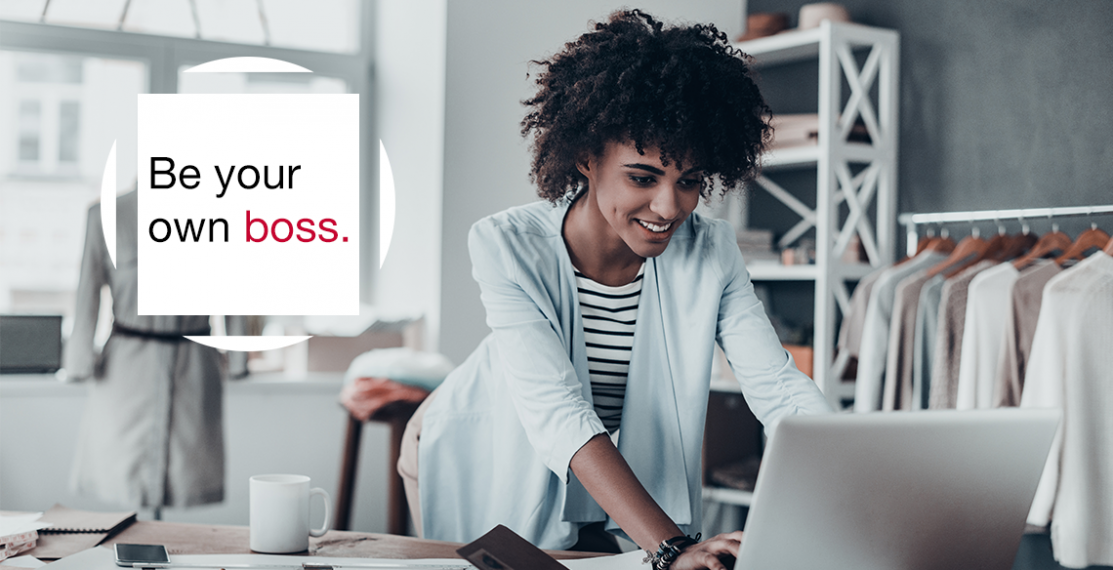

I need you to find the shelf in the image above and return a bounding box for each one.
[733,27,824,67]
[745,263,876,281]
[703,485,754,507]
[761,142,882,171]
[734,21,900,68]
[716,21,898,412]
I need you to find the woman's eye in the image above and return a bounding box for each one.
[679,178,701,189]
[629,175,655,185]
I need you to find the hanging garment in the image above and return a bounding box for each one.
[992,260,1061,407]
[64,192,230,508]
[954,263,1019,409]
[1022,252,1113,569]
[911,275,945,409]
[881,269,937,410]
[927,261,994,409]
[854,252,947,412]
[836,267,886,362]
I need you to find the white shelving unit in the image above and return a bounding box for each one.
[703,25,899,520]
[737,21,900,409]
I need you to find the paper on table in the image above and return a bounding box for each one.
[174,554,472,569]
[41,547,476,570]
[0,514,52,536]
[560,550,645,569]
[27,532,107,560]
[42,546,646,570]
[2,555,46,568]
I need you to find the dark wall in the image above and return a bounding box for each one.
[747,0,1113,237]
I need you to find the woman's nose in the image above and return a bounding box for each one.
[650,184,682,220]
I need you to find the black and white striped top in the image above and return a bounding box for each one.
[576,263,644,434]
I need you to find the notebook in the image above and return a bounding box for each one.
[30,505,136,560]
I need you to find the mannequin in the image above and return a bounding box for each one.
[65,189,246,510]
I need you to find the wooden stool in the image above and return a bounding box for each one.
[334,399,423,534]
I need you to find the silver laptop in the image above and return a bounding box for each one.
[734,409,1059,570]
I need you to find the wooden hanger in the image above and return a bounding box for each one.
[897,230,951,265]
[927,235,956,254]
[1055,224,1111,265]
[998,231,1038,261]
[925,228,988,279]
[914,234,934,256]
[942,229,1013,278]
[1013,227,1072,269]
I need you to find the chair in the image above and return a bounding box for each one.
[335,399,424,534]
[333,344,453,534]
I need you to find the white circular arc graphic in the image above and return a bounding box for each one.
[100,140,117,269]
[379,140,396,268]
[183,57,311,73]
[186,335,312,351]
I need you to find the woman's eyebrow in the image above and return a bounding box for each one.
[622,163,704,175]
[622,163,665,175]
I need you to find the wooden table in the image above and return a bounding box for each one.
[28,520,602,562]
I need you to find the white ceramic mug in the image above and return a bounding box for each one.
[249,474,331,553]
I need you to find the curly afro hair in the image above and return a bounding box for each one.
[521,9,772,203]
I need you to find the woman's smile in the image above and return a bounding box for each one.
[634,217,677,242]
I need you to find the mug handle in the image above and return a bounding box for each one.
[309,487,331,537]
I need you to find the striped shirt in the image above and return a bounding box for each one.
[576,263,644,433]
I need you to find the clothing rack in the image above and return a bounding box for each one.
[898,204,1113,257]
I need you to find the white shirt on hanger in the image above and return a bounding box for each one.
[1021,252,1113,569]
[954,262,1019,409]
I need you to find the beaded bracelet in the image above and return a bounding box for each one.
[643,533,701,570]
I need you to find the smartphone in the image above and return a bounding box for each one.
[114,543,171,567]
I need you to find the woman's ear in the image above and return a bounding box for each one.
[575,153,592,178]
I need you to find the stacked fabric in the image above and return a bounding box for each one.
[766,113,871,150]
[736,228,780,265]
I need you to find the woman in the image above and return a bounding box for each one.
[398,10,831,569]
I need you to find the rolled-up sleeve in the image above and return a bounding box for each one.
[469,220,606,483]
[712,222,832,431]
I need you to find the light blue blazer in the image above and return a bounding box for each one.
[419,199,832,549]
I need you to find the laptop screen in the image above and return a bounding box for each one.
[0,315,63,374]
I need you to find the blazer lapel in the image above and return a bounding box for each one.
[615,257,692,526]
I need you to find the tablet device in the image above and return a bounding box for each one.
[114,543,170,567]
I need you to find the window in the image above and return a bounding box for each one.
[58,100,80,163]
[18,100,41,162]
[0,10,375,339]
[1,50,146,319]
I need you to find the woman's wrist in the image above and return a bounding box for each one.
[643,533,701,570]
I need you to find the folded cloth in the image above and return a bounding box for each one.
[340,377,430,422]
[342,348,454,392]
[340,348,454,421]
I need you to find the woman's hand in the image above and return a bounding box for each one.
[669,531,744,570]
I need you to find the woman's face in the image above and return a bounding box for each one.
[577,140,703,259]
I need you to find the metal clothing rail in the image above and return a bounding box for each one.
[899,204,1113,257]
